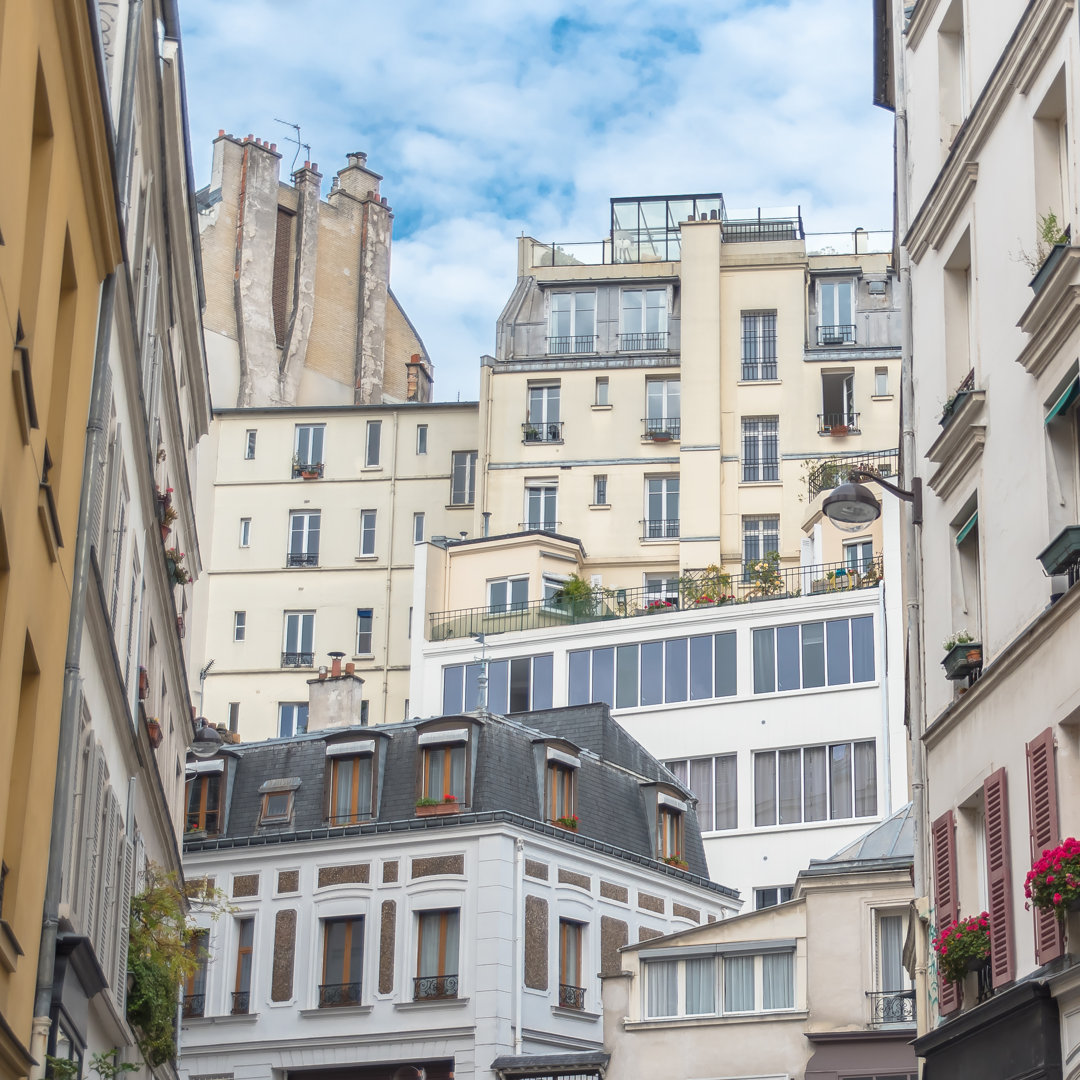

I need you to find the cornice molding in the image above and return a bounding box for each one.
[1017,248,1080,378]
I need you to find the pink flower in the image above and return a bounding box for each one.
[1047,874,1056,884]
[1054,892,1063,904]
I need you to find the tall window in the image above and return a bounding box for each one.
[621,288,667,349]
[233,611,246,642]
[321,917,364,1006]
[244,430,257,459]
[665,755,737,831]
[559,921,585,1008]
[875,911,912,1024]
[278,702,308,738]
[753,741,877,827]
[233,918,254,1014]
[844,538,874,573]
[450,451,477,505]
[239,517,251,547]
[185,774,221,834]
[818,281,854,343]
[953,504,981,640]
[821,372,856,432]
[547,761,576,823]
[594,377,609,405]
[743,515,779,566]
[875,367,889,396]
[524,484,557,530]
[752,616,876,694]
[356,608,373,654]
[526,383,561,442]
[288,510,320,567]
[360,510,377,556]
[329,756,374,824]
[645,477,679,538]
[294,423,325,472]
[645,379,680,438]
[365,420,381,467]
[593,474,608,506]
[489,576,528,614]
[416,424,428,454]
[416,910,460,999]
[549,292,595,354]
[282,611,315,666]
[657,804,684,860]
[422,743,467,803]
[413,512,425,543]
[182,930,209,1018]
[742,417,779,482]
[741,311,777,379]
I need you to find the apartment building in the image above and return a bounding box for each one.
[179,674,738,1080]
[190,402,480,740]
[879,0,1080,1076]
[0,5,123,1078]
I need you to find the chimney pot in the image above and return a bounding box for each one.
[311,163,318,173]
[345,662,355,675]
[218,128,225,137]
[318,667,328,680]
[270,143,277,152]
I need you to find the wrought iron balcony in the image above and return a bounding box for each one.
[518,520,561,533]
[559,983,586,1010]
[281,651,315,668]
[642,417,681,440]
[742,359,778,380]
[867,989,915,1027]
[231,990,250,1015]
[619,331,668,351]
[292,461,324,478]
[286,552,319,568]
[319,981,361,1007]
[818,413,861,436]
[547,335,596,355]
[641,519,680,540]
[817,324,856,345]
[805,448,899,502]
[523,421,564,443]
[182,993,205,1019]
[414,973,458,1000]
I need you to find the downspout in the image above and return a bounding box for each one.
[381,411,398,721]
[513,837,525,1055]
[878,581,891,814]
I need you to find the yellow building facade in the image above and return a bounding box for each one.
[0,3,121,1077]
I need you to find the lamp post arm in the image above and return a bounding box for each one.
[850,471,923,525]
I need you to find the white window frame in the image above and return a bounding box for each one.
[843,538,874,573]
[288,510,321,566]
[524,483,557,531]
[356,608,374,655]
[450,451,477,506]
[239,517,251,548]
[593,474,608,506]
[489,576,529,614]
[644,476,679,538]
[743,515,779,565]
[365,420,382,467]
[244,430,257,459]
[233,611,246,642]
[645,378,680,432]
[278,702,309,738]
[874,367,889,396]
[360,510,377,557]
[282,611,315,661]
[294,423,325,469]
[416,424,428,454]
[818,279,855,343]
[741,416,779,482]
[548,291,596,352]
[594,377,609,406]
[413,512,425,543]
[642,950,796,1019]
[620,287,668,348]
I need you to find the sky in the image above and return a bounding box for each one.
[179,0,894,402]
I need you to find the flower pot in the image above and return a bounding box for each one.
[160,523,171,541]
[416,801,461,817]
[138,666,150,701]
[966,648,982,663]
[651,433,672,442]
[830,425,849,436]
[166,557,176,579]
[942,641,983,680]
[146,718,163,749]
[965,954,988,973]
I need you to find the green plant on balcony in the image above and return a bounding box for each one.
[942,629,975,652]
[1021,210,1070,275]
[1024,837,1080,919]
[552,574,599,615]
[681,564,733,607]
[932,912,990,984]
[48,1050,138,1080]
[746,551,783,597]
[554,814,579,831]
[661,853,689,870]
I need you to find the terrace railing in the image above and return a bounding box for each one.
[806,449,899,502]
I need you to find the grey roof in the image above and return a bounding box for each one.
[805,802,915,874]
[491,1052,609,1075]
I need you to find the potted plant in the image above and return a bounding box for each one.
[524,425,540,441]
[651,430,672,442]
[164,548,191,586]
[747,551,784,597]
[145,716,163,749]
[415,793,462,817]
[646,598,674,613]
[942,630,982,680]
[554,814,579,831]
[553,574,596,616]
[661,853,689,870]
[932,911,990,984]
[830,423,849,436]
[302,465,321,479]
[1025,837,1080,918]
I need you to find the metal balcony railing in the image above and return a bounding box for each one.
[742,358,778,380]
[518,520,561,533]
[867,989,915,1027]
[523,422,564,443]
[619,331,668,351]
[559,983,586,1010]
[292,461,324,478]
[547,335,596,355]
[319,981,361,1007]
[642,417,681,440]
[182,993,205,1019]
[817,324,856,345]
[281,651,314,668]
[326,812,374,826]
[428,556,883,642]
[286,552,319,568]
[818,413,861,435]
[805,448,899,502]
[185,810,220,835]
[641,519,680,540]
[231,990,250,1015]
[414,973,458,1000]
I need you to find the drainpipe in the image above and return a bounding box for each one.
[513,837,525,1054]
[878,581,891,814]
[381,411,398,721]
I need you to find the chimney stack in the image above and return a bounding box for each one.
[307,651,365,730]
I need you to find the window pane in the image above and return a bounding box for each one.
[509,658,531,712]
[664,638,688,703]
[690,758,714,831]
[616,645,639,708]
[689,635,713,700]
[464,663,483,711]
[777,625,801,692]
[568,650,590,706]
[666,759,688,786]
[715,755,737,830]
[880,915,905,992]
[854,740,878,817]
[762,952,793,1009]
[803,746,827,821]
[449,746,466,801]
[753,628,775,693]
[532,654,553,709]
[778,749,803,824]
[592,647,615,707]
[851,615,875,682]
[442,666,464,714]
[829,743,853,819]
[685,956,716,1015]
[366,421,381,466]
[325,920,347,983]
[640,641,663,706]
[724,955,754,1012]
[489,580,507,613]
[802,622,826,688]
[647,960,678,1018]
[714,632,737,697]
[826,619,851,685]
[755,752,777,826]
[488,660,508,714]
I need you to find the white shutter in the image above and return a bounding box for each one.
[81,745,107,939]
[113,834,134,1011]
[97,793,121,963]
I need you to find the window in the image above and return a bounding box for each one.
[952,501,981,643]
[329,755,374,824]
[233,611,246,642]
[260,789,293,824]
[365,420,381,467]
[621,288,667,349]
[416,910,459,999]
[593,474,608,505]
[288,510,320,567]
[450,450,477,505]
[524,484,557,531]
[643,476,679,539]
[875,367,889,396]
[239,517,251,547]
[233,918,254,1014]
[282,611,315,666]
[657,803,684,860]
[742,311,777,379]
[752,616,875,694]
[644,573,680,604]
[547,759,576,823]
[244,430,257,459]
[743,515,779,567]
[644,950,794,1018]
[356,608,373,654]
[820,372,857,433]
[526,383,561,442]
[645,379,680,438]
[442,654,554,714]
[742,417,779,482]
[754,886,794,910]
[278,702,308,737]
[595,377,609,405]
[183,930,209,1018]
[185,773,221,834]
[549,292,595,353]
[416,424,428,454]
[943,230,972,390]
[229,702,240,733]
[294,423,325,474]
[489,576,528,614]
[559,921,585,1008]
[753,740,877,827]
[875,911,913,1025]
[818,280,854,344]
[413,512,425,543]
[321,917,364,1006]
[844,539,874,573]
[360,510,376,556]
[938,0,967,146]
[665,755,737,831]
[422,742,467,802]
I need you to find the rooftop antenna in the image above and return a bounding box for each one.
[274,118,311,174]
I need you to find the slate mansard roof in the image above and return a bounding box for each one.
[185,702,734,898]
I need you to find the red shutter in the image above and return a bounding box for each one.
[1027,728,1064,964]
[931,810,961,1015]
[984,768,1015,988]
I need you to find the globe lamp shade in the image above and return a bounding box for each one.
[822,481,881,533]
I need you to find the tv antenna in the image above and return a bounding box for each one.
[274,118,311,174]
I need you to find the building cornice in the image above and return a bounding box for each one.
[1016,247,1080,378]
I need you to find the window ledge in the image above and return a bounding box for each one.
[870,394,894,401]
[352,654,375,661]
[591,404,613,411]
[298,1005,372,1018]
[737,481,783,488]
[0,920,24,973]
[182,1012,261,1026]
[445,503,474,510]
[354,555,379,562]
[737,379,783,386]
[589,503,611,511]
[361,465,383,473]
[624,1008,807,1030]
[550,1005,601,1023]
[394,996,470,1012]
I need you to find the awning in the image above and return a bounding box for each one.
[956,509,978,546]
[1046,376,1080,424]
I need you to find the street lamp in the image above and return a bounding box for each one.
[822,469,922,531]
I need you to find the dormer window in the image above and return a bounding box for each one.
[327,739,376,824]
[545,746,580,827]
[657,792,687,862]
[258,777,300,825]
[185,762,224,835]
[418,727,471,805]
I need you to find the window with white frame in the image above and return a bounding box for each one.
[643,948,795,1018]
[450,451,477,505]
[742,416,779,482]
[645,379,680,438]
[294,424,325,472]
[741,311,777,379]
[593,474,608,506]
[818,280,855,344]
[442,654,554,714]
[413,512,425,543]
[621,288,667,350]
[549,291,595,354]
[360,510,376,556]
[743,515,779,566]
[365,420,382,467]
[752,616,875,693]
[244,430,257,459]
[644,477,679,538]
[524,484,557,531]
[239,517,251,548]
[821,371,856,432]
[952,501,981,640]
[416,424,428,454]
[288,510,320,567]
[526,383,561,442]
[753,740,877,827]
[282,611,315,666]
[415,909,460,999]
[542,574,566,607]
[489,576,528,614]
[233,611,246,642]
[754,886,794,910]
[874,910,913,1025]
[875,367,889,396]
[356,608,373,654]
[278,702,309,738]
[844,538,874,573]
[595,376,609,406]
[665,755,737,831]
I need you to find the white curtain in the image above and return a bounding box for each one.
[880,915,905,992]
[714,755,737,830]
[762,952,793,1010]
[450,745,467,801]
[778,749,802,824]
[684,957,716,1015]
[691,758,714,830]
[829,743,853,818]
[803,746,827,821]
[854,740,878,817]
[646,960,678,1017]
[754,753,776,826]
[724,954,754,1012]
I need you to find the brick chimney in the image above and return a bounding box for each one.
[307,651,365,730]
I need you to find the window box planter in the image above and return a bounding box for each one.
[145,717,163,749]
[415,799,462,817]
[942,642,982,681]
[553,815,578,831]
[138,666,150,701]
[829,424,849,437]
[1030,241,1070,294]
[661,855,689,870]
[1037,525,1080,577]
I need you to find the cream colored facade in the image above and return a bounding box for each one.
[190,402,479,740]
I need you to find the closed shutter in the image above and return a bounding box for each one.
[931,809,961,1015]
[113,835,134,1012]
[98,793,120,965]
[1027,728,1064,963]
[86,367,111,554]
[983,768,1014,987]
[81,745,107,939]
